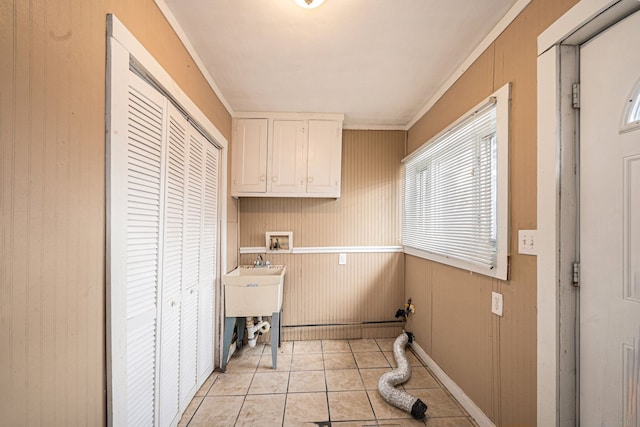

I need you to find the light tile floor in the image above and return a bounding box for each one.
[179,338,480,427]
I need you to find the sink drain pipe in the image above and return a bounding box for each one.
[378,332,428,420]
[246,316,270,347]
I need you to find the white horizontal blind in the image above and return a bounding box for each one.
[403,100,498,273]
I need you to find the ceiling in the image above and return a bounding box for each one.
[160,0,521,128]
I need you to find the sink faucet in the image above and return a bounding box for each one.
[254,254,270,267]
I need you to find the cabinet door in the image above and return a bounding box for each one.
[270,120,307,193]
[232,119,267,193]
[307,120,342,196]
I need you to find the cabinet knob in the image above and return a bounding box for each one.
[272,176,278,182]
[260,175,266,182]
[171,300,176,307]
[307,177,314,183]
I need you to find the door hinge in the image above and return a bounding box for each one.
[572,83,580,109]
[572,262,580,287]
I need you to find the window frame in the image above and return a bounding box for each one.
[621,76,640,133]
[402,83,510,280]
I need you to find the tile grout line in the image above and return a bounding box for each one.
[322,345,331,425]
[185,371,218,427]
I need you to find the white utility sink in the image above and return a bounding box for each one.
[223,265,286,317]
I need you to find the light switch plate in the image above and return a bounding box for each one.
[518,229,538,255]
[491,291,503,316]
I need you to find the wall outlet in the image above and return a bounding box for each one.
[491,291,503,316]
[518,229,538,255]
[339,253,347,265]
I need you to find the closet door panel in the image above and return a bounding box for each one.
[158,105,188,427]
[127,314,158,427]
[179,128,205,409]
[179,287,198,409]
[198,143,218,381]
[162,108,187,301]
[197,284,214,382]
[158,300,180,427]
[123,71,167,426]
[183,133,203,291]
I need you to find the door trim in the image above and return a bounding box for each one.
[537,1,640,426]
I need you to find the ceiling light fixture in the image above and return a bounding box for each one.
[294,0,325,9]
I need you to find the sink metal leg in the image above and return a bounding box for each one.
[222,317,236,371]
[278,309,282,347]
[237,317,246,349]
[222,316,248,371]
[270,311,279,369]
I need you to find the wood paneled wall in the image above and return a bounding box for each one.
[240,130,405,248]
[238,130,406,339]
[405,0,578,425]
[0,0,231,425]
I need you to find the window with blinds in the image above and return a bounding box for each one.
[403,84,510,279]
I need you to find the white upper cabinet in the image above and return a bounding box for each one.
[232,113,344,198]
[232,118,268,193]
[306,120,342,195]
[270,120,307,193]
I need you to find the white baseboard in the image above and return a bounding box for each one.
[410,341,495,427]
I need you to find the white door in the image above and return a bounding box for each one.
[580,10,640,426]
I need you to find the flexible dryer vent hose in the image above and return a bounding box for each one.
[377,332,428,420]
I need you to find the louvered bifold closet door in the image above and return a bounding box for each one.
[197,130,218,383]
[115,71,168,427]
[110,66,219,426]
[179,125,204,410]
[158,103,188,427]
